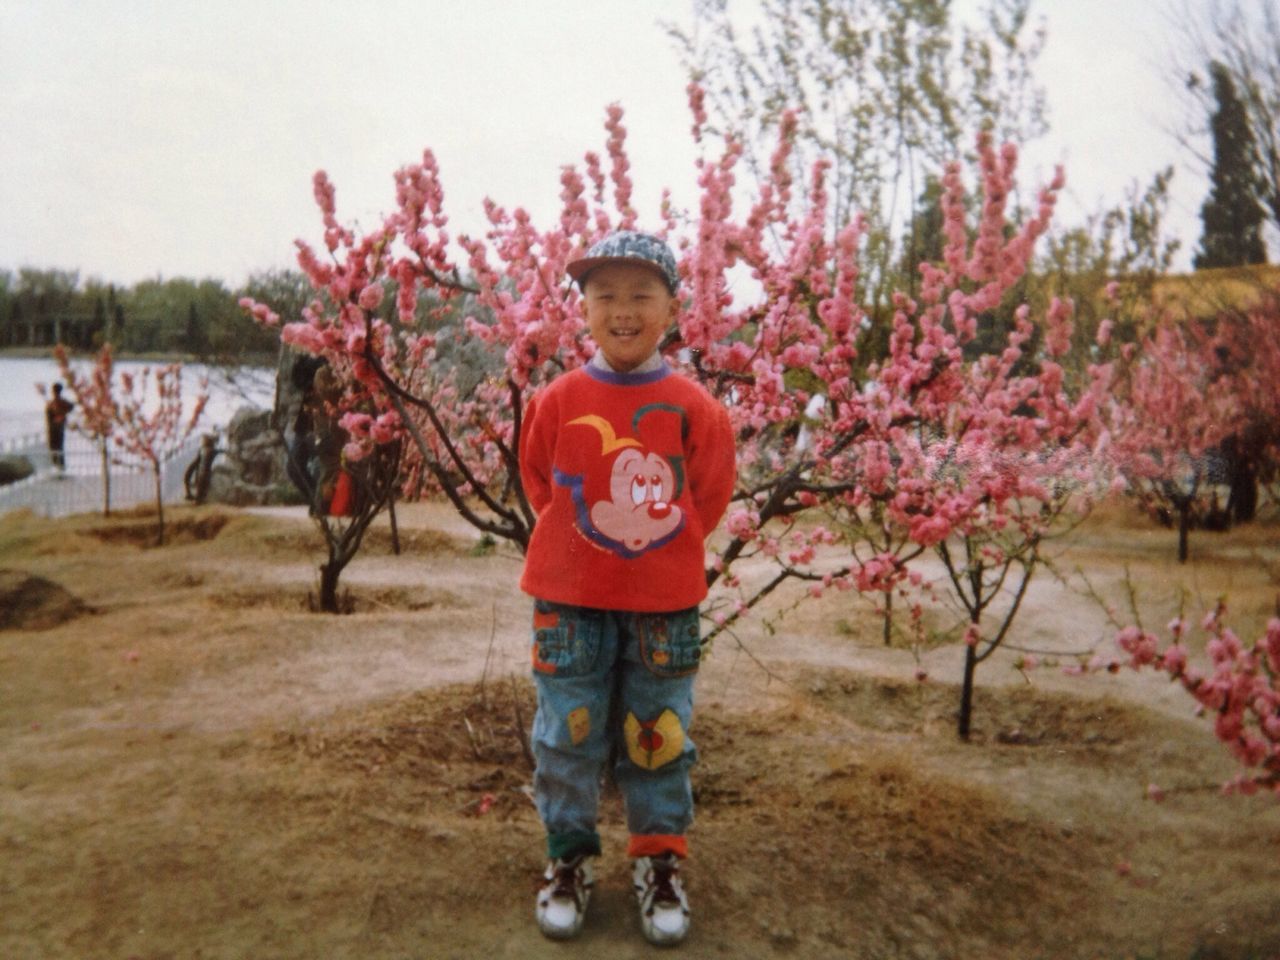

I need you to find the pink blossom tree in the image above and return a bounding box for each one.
[311,434,404,614]
[243,307,436,613]
[301,359,404,614]
[1198,296,1280,519]
[51,344,118,515]
[695,128,1110,738]
[1100,317,1239,562]
[112,364,208,545]
[244,96,1107,736]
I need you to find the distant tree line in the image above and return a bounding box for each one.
[0,267,311,363]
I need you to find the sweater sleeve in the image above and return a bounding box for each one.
[519,390,554,515]
[689,396,736,537]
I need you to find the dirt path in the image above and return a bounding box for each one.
[2,502,1278,959]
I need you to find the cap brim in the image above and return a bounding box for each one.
[566,255,672,290]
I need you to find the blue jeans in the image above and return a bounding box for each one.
[530,599,701,861]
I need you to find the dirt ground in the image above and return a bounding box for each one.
[2,499,1279,960]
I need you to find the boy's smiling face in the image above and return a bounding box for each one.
[581,262,678,372]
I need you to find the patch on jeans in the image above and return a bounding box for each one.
[531,602,600,677]
[638,609,701,677]
[531,606,560,674]
[624,710,684,770]
[567,706,591,746]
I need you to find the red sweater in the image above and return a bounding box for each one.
[519,362,735,612]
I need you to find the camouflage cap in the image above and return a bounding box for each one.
[566,230,680,294]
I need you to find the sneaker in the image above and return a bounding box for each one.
[632,853,691,946]
[536,855,594,940]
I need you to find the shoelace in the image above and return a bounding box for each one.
[649,860,681,906]
[550,860,584,902]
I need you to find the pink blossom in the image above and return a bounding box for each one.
[1264,618,1280,673]
[280,322,327,354]
[725,509,759,542]
[1159,644,1187,676]
[239,297,280,327]
[1096,318,1114,348]
[1043,297,1074,357]
[370,418,398,445]
[1103,609,1280,796]
[1117,626,1158,667]
[687,82,708,142]
[1215,710,1245,743]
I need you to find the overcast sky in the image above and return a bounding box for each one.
[1,0,1204,289]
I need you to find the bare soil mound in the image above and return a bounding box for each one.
[84,510,231,547]
[0,568,89,630]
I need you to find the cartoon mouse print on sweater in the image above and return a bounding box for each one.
[553,403,688,559]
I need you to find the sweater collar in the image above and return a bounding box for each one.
[586,351,670,386]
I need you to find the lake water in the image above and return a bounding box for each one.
[0,355,276,448]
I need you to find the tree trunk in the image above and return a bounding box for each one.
[881,588,893,646]
[957,640,978,741]
[1178,502,1190,564]
[1227,462,1258,524]
[100,442,111,517]
[319,559,341,613]
[153,465,165,546]
[388,493,401,556]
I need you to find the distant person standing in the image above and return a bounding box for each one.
[45,382,74,473]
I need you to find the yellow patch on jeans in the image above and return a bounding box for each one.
[567,706,591,746]
[624,710,684,770]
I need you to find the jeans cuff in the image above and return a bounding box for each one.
[627,834,688,859]
[547,830,602,861]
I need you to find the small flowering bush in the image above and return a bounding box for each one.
[46,343,206,541]
[112,362,208,545]
[51,344,119,515]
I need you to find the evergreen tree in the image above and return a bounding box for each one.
[1194,60,1267,268]
[90,296,107,349]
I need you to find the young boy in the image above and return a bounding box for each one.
[519,231,735,945]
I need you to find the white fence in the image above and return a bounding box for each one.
[0,431,205,519]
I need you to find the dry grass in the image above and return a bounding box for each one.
[1,499,1278,959]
